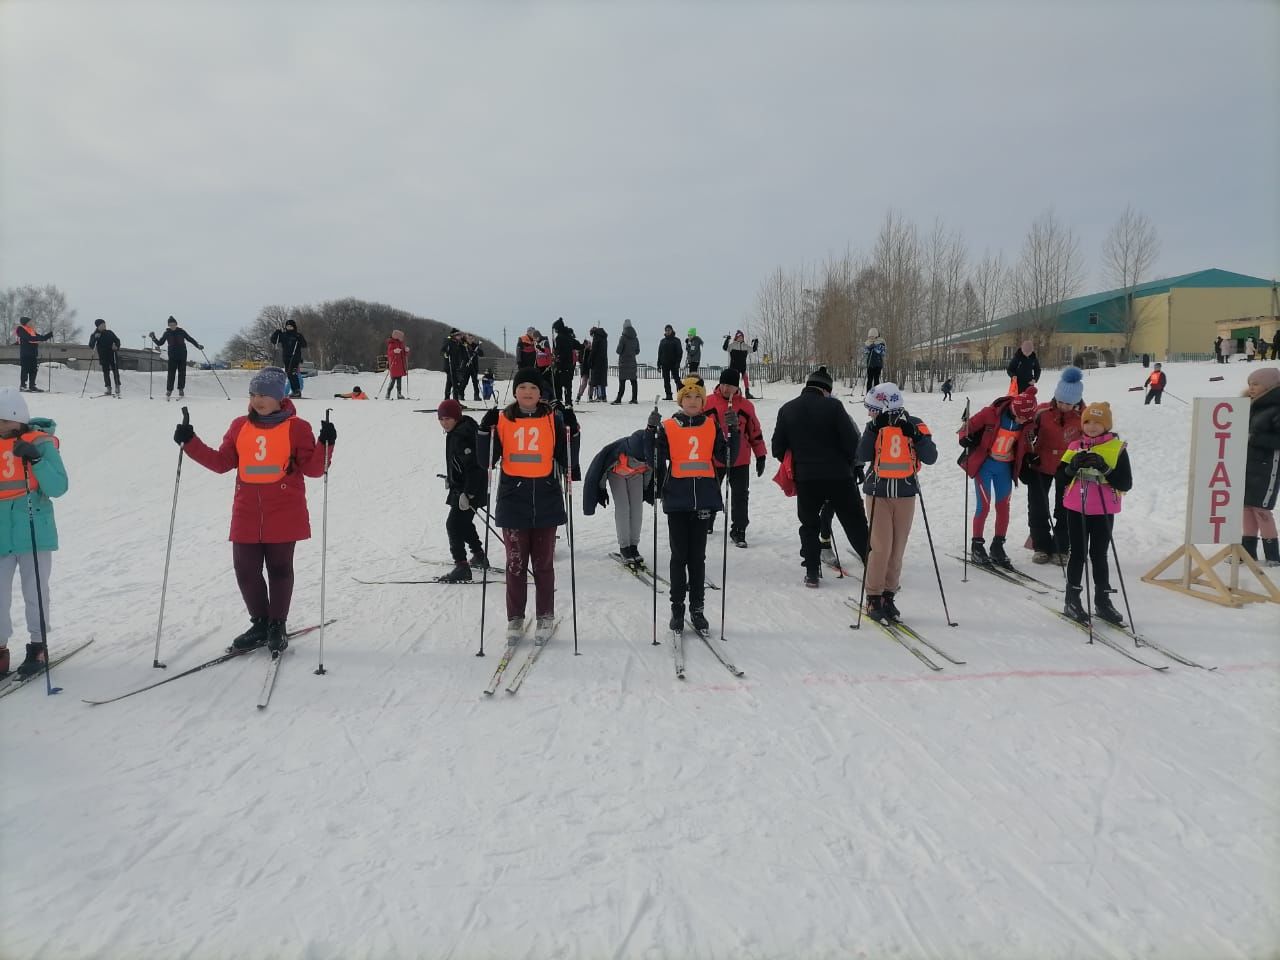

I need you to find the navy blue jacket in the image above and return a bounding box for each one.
[583,430,653,516]
[153,326,202,357]
[478,402,581,529]
[857,414,939,498]
[646,410,737,514]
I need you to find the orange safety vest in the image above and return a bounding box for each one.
[236,420,293,484]
[1147,372,1161,388]
[0,431,58,499]
[1007,376,1019,397]
[990,424,1020,463]
[612,452,647,477]
[873,425,919,479]
[496,412,556,478]
[665,417,716,478]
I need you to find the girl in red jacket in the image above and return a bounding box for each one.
[175,367,336,652]
[703,369,767,546]
[1025,367,1084,563]
[957,386,1038,568]
[385,329,410,399]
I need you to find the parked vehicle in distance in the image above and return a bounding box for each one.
[330,363,359,375]
[299,361,319,378]
[235,360,268,370]
[199,361,230,370]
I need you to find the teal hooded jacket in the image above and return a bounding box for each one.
[0,417,67,555]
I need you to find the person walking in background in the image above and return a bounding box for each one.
[863,327,886,395]
[14,316,53,393]
[88,318,122,397]
[515,327,539,370]
[704,369,766,547]
[1143,362,1167,405]
[614,319,640,404]
[722,330,759,398]
[1272,330,1280,362]
[1006,339,1040,394]
[589,326,609,402]
[940,376,953,401]
[684,328,704,377]
[656,324,683,401]
[551,319,579,407]
[1241,366,1280,566]
[268,318,306,398]
[466,335,484,401]
[1025,367,1084,564]
[384,329,410,399]
[151,316,204,400]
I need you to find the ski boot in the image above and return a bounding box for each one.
[15,642,47,679]
[469,550,490,570]
[101,389,114,397]
[804,565,821,588]
[0,646,9,679]
[730,529,747,548]
[505,617,525,643]
[266,620,289,654]
[989,536,1013,570]
[1031,549,1052,565]
[534,616,556,645]
[689,608,710,635]
[178,389,185,398]
[669,603,685,632]
[1093,592,1125,627]
[1063,587,1089,625]
[232,616,269,650]
[1263,538,1280,567]
[881,590,901,621]
[970,537,991,566]
[115,386,122,398]
[864,595,891,624]
[438,563,473,583]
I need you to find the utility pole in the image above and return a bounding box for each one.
[503,327,507,355]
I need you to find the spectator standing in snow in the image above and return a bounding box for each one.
[551,319,579,407]
[863,328,886,394]
[1143,362,1167,405]
[614,319,640,404]
[151,316,204,400]
[466,335,484,401]
[684,328,704,377]
[589,326,609,402]
[13,317,52,393]
[89,319,122,397]
[1006,339,1040,394]
[1245,337,1256,362]
[384,329,410,399]
[1214,336,1224,364]
[656,324,683,400]
[940,376,953,401]
[722,330,759,398]
[1242,366,1280,566]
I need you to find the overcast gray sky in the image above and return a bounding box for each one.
[2,0,1277,353]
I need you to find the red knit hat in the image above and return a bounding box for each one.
[1009,385,1038,420]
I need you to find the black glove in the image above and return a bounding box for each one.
[195,343,204,351]
[874,411,893,430]
[174,422,195,445]
[751,338,759,351]
[12,439,42,463]
[957,433,977,450]
[480,408,500,431]
[755,455,766,478]
[1074,452,1105,472]
[853,464,866,484]
[899,419,920,441]
[562,409,579,432]
[318,421,337,446]
[725,408,739,433]
[647,409,662,430]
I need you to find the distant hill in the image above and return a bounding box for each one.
[220,298,506,371]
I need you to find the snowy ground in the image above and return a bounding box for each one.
[1,359,1277,960]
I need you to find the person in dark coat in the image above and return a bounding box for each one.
[771,366,869,586]
[589,326,609,401]
[1006,339,1040,394]
[576,333,593,403]
[1213,336,1224,364]
[614,318,640,404]
[466,335,484,402]
[684,328,704,376]
[268,318,306,398]
[150,316,204,399]
[434,398,490,582]
[1242,366,1280,565]
[88,319,122,396]
[583,429,654,565]
[441,330,471,402]
[551,318,579,407]
[13,317,53,392]
[656,324,683,400]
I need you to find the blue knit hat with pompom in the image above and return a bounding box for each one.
[1054,366,1084,406]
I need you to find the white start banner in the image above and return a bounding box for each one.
[1185,397,1249,545]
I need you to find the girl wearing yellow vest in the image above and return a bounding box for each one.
[0,388,67,679]
[479,368,580,645]
[647,377,736,635]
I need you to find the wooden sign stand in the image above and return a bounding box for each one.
[1142,543,1280,607]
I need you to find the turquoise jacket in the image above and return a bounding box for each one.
[0,417,67,555]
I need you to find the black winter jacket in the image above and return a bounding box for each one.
[1006,351,1041,392]
[553,328,579,373]
[657,334,683,370]
[153,326,202,357]
[771,387,862,482]
[269,328,304,367]
[89,328,121,360]
[477,403,581,529]
[857,414,939,498]
[583,430,653,516]
[444,416,488,509]
[1246,385,1280,510]
[589,330,609,384]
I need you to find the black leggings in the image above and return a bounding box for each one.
[446,506,484,562]
[1066,512,1112,594]
[667,511,710,611]
[387,376,404,398]
[865,367,882,394]
[166,356,187,392]
[100,355,121,388]
[232,542,297,620]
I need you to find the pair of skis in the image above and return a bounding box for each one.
[353,556,508,586]
[483,618,561,695]
[845,600,965,672]
[669,626,744,680]
[953,554,1057,595]
[0,637,97,701]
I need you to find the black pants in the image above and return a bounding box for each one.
[446,505,484,563]
[865,367,882,394]
[553,369,575,406]
[1026,471,1069,554]
[387,376,403,398]
[801,477,868,569]
[1066,511,1112,594]
[99,354,121,389]
[285,363,301,396]
[661,366,679,399]
[166,355,188,393]
[614,378,637,403]
[1145,389,1162,405]
[715,464,751,534]
[470,370,481,400]
[19,355,39,389]
[667,510,709,611]
[450,372,467,402]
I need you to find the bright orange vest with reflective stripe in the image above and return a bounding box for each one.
[990,425,1019,463]
[1147,372,1161,388]
[613,452,647,477]
[873,426,918,479]
[236,420,293,484]
[0,431,58,499]
[496,412,555,478]
[665,417,716,478]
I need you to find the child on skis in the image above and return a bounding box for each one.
[174,368,336,653]
[1242,366,1280,566]
[478,368,580,643]
[704,369,767,547]
[647,377,737,635]
[481,368,496,402]
[0,388,67,679]
[958,386,1038,568]
[721,331,759,398]
[1025,367,1084,564]
[435,399,490,582]
[583,429,653,567]
[857,383,937,623]
[1058,401,1132,626]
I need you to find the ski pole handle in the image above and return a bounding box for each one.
[181,406,190,427]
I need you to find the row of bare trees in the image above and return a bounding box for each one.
[749,205,1160,390]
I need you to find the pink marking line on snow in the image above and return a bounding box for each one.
[803,660,1280,687]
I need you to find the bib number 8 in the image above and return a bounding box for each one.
[888,434,903,458]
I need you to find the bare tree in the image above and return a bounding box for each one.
[1101,204,1160,357]
[811,250,860,382]
[753,264,811,381]
[1,284,82,342]
[917,220,967,390]
[1010,209,1085,364]
[865,210,925,388]
[969,251,1008,372]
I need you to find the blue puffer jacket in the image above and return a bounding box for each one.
[583,430,653,516]
[0,417,67,555]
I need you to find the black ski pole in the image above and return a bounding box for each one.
[146,337,155,400]
[565,422,579,656]
[1078,476,1095,644]
[377,371,389,399]
[852,492,879,630]
[315,408,333,676]
[198,348,231,400]
[718,471,731,642]
[476,405,499,657]
[915,481,958,627]
[20,461,60,695]
[151,406,189,670]
[79,356,96,398]
[651,396,661,646]
[961,397,971,583]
